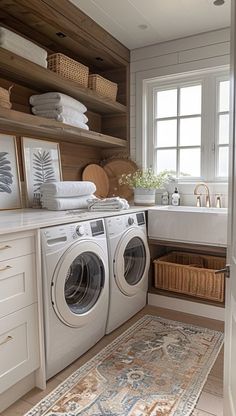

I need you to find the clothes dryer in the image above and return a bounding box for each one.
[41,218,109,379]
[105,212,150,334]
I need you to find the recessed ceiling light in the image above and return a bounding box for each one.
[213,0,225,5]
[138,24,148,30]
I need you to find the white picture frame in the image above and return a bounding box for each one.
[0,133,21,210]
[22,137,62,208]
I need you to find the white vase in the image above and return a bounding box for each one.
[133,188,156,206]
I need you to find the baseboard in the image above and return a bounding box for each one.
[0,373,35,413]
[148,293,225,321]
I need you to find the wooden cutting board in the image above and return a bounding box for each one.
[103,159,138,201]
[82,164,109,198]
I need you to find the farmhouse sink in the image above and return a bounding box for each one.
[148,205,228,247]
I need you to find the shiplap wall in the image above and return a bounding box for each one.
[130,28,230,206]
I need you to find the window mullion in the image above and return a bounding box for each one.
[177,87,180,177]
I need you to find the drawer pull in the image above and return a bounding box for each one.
[0,265,12,272]
[0,335,13,346]
[0,244,11,251]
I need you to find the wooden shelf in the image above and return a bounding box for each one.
[0,48,127,115]
[149,287,225,308]
[0,108,127,148]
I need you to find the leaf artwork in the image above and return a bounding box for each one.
[33,150,56,192]
[0,152,13,194]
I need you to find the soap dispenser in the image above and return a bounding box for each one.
[171,187,180,206]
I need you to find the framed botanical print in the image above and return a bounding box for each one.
[22,137,62,207]
[0,133,21,210]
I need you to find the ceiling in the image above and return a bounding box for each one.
[70,0,231,50]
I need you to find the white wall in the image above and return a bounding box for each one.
[130,28,230,206]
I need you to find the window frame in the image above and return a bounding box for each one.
[144,67,229,183]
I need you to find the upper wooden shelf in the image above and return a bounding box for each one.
[0,48,127,115]
[0,108,127,148]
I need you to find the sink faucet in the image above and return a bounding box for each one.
[194,183,211,207]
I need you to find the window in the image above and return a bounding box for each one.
[216,80,230,177]
[145,69,230,182]
[155,84,202,177]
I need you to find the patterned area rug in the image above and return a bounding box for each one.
[25,315,223,416]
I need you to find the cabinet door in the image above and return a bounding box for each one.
[0,234,35,262]
[0,304,40,394]
[0,254,37,318]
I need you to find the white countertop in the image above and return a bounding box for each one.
[0,207,147,235]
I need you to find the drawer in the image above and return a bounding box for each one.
[0,234,35,262]
[0,304,40,394]
[0,254,37,318]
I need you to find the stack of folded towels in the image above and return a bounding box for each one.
[0,26,47,67]
[40,181,96,210]
[29,92,89,130]
[87,197,129,211]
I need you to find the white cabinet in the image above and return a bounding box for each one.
[0,304,40,393]
[0,231,40,397]
[0,254,37,318]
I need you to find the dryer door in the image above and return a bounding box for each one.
[114,228,150,296]
[52,240,107,327]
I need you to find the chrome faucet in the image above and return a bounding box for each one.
[194,183,211,207]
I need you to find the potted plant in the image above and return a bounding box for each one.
[119,169,171,206]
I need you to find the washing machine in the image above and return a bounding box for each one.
[105,211,150,334]
[41,218,109,379]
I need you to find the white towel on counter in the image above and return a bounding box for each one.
[31,107,88,123]
[60,119,89,130]
[0,27,47,67]
[41,194,96,211]
[29,93,87,113]
[40,181,96,198]
[87,197,129,211]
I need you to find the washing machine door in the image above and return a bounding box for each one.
[51,240,107,327]
[114,227,150,296]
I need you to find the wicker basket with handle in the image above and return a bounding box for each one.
[153,251,225,302]
[47,53,89,87]
[88,74,118,101]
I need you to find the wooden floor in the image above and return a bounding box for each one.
[1,305,224,416]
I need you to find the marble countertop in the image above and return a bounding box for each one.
[0,207,148,235]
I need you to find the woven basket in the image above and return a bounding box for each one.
[153,251,225,302]
[0,87,12,109]
[88,74,118,101]
[47,53,89,87]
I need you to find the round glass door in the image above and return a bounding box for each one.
[124,237,146,285]
[64,251,104,315]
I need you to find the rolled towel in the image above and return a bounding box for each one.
[40,181,96,197]
[41,195,96,211]
[87,197,129,211]
[31,107,88,123]
[29,92,87,113]
[0,27,47,67]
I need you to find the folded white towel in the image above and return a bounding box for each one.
[60,118,89,130]
[41,194,95,211]
[40,181,96,197]
[0,27,47,67]
[87,197,129,211]
[31,107,88,123]
[29,93,87,113]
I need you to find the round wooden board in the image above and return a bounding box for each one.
[82,164,109,198]
[103,159,138,201]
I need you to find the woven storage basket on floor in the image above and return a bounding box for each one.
[88,74,118,101]
[153,251,225,302]
[47,53,89,87]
